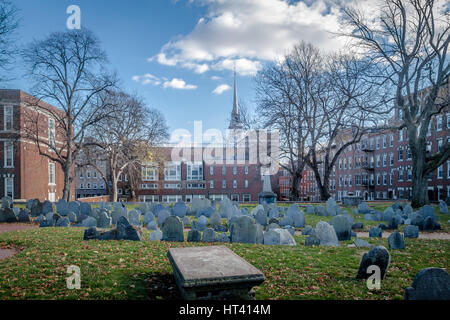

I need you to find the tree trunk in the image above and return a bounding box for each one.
[317,173,331,201]
[62,160,72,202]
[411,161,429,208]
[290,173,302,201]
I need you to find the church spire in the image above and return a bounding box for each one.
[229,67,243,130]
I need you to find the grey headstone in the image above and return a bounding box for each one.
[56,217,70,227]
[305,205,315,215]
[255,209,268,227]
[352,222,364,230]
[305,235,320,246]
[209,211,222,227]
[280,215,293,227]
[358,202,370,214]
[80,202,92,216]
[173,200,187,217]
[143,212,155,225]
[42,201,54,214]
[439,200,448,214]
[128,210,142,227]
[315,221,340,246]
[404,268,450,300]
[330,215,352,241]
[56,199,69,216]
[229,215,257,244]
[292,211,305,228]
[263,228,296,246]
[388,231,405,250]
[364,213,374,221]
[187,229,202,242]
[315,205,326,216]
[116,216,142,241]
[82,216,97,228]
[68,201,81,215]
[17,210,31,223]
[98,211,112,229]
[146,220,157,230]
[353,238,372,248]
[149,230,163,241]
[161,216,184,242]
[301,225,315,236]
[404,225,419,238]
[201,228,216,242]
[326,197,339,216]
[369,227,382,238]
[157,210,170,226]
[216,232,230,243]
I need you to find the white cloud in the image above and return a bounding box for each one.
[132,73,161,85]
[163,78,197,90]
[212,84,231,95]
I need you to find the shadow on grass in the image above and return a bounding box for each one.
[118,272,183,300]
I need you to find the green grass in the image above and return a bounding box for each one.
[0,201,448,300]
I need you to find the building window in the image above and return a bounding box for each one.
[390,134,394,147]
[407,148,412,160]
[48,162,56,185]
[438,165,443,179]
[187,162,203,180]
[80,183,84,189]
[244,166,249,175]
[244,179,248,188]
[222,166,226,175]
[232,166,237,175]
[3,105,13,131]
[437,139,443,152]
[376,137,380,149]
[398,147,403,161]
[243,194,251,202]
[447,161,450,179]
[398,169,404,182]
[407,169,412,181]
[86,171,91,178]
[87,183,91,189]
[210,180,214,189]
[376,155,381,167]
[100,183,104,189]
[4,177,13,199]
[164,162,181,181]
[233,180,237,189]
[447,113,450,129]
[383,174,387,185]
[142,164,158,181]
[4,141,13,168]
[383,154,387,167]
[231,194,239,202]
[399,129,403,142]
[436,115,443,131]
[117,188,122,194]
[222,180,226,188]
[382,136,387,148]
[93,183,98,189]
[209,166,214,176]
[48,117,55,150]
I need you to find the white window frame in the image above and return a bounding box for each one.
[4,177,13,199]
[186,162,203,181]
[3,105,13,131]
[142,163,158,181]
[4,141,14,168]
[48,117,55,150]
[164,162,181,181]
[48,162,56,185]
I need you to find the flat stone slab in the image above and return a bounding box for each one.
[167,245,264,300]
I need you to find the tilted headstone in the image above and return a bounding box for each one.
[82,217,97,228]
[192,198,212,214]
[404,268,450,300]
[356,246,390,280]
[301,225,315,236]
[315,221,340,246]
[42,201,54,214]
[116,216,142,241]
[388,217,398,230]
[80,203,92,216]
[352,222,364,229]
[98,211,112,229]
[279,215,293,227]
[56,199,69,216]
[161,216,184,242]
[330,215,352,241]
[1,196,12,209]
[353,238,372,248]
[111,208,127,226]
[383,207,394,221]
[326,198,339,216]
[56,217,70,227]
[411,214,425,230]
[182,216,190,226]
[67,211,77,223]
[68,201,81,215]
[17,210,31,223]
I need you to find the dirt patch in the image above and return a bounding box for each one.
[0,248,20,261]
[0,223,38,234]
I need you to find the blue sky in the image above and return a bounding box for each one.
[6,0,386,137]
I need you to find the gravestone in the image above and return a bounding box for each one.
[1,196,13,209]
[187,229,202,242]
[292,211,305,228]
[35,215,45,223]
[209,211,222,227]
[357,202,370,214]
[167,246,264,300]
[419,205,435,219]
[143,212,155,225]
[17,210,31,223]
[301,225,315,236]
[56,199,69,216]
[216,233,230,243]
[153,204,166,216]
[149,230,163,241]
[116,216,142,241]
[353,238,372,248]
[0,208,17,223]
[283,226,295,236]
[161,216,184,242]
[315,206,326,216]
[439,200,448,214]
[268,208,279,219]
[369,227,382,238]
[305,236,320,246]
[388,217,398,230]
[182,216,190,226]
[263,228,296,246]
[256,224,264,244]
[173,200,187,217]
[219,198,233,218]
[111,209,127,226]
[68,201,81,215]
[255,210,267,227]
[192,198,212,214]
[411,214,425,230]
[42,201,54,214]
[30,199,43,217]
[279,215,293,227]
[305,205,315,215]
[157,210,170,226]
[325,198,339,216]
[80,203,92,216]
[388,231,405,250]
[202,228,216,242]
[214,225,227,232]
[404,268,450,300]
[330,215,352,241]
[230,216,257,244]
[98,211,112,229]
[315,221,340,246]
[251,205,265,217]
[404,225,419,238]
[56,217,70,227]
[383,207,395,221]
[352,222,364,230]
[356,246,390,280]
[147,220,157,230]
[128,210,142,227]
[364,214,374,221]
[82,216,97,228]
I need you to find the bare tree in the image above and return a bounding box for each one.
[340,0,450,207]
[0,0,19,82]
[83,91,169,202]
[21,29,117,201]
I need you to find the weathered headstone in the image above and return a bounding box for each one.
[439,200,448,214]
[388,231,405,250]
[56,199,69,216]
[305,235,320,246]
[161,216,184,242]
[149,230,163,241]
[315,221,340,246]
[56,217,70,227]
[353,238,372,248]
[17,210,31,223]
[147,220,157,230]
[116,216,142,241]
[352,222,364,230]
[157,210,170,226]
[263,228,296,246]
[187,229,202,242]
[305,205,315,215]
[358,202,370,214]
[216,233,230,243]
[98,211,112,229]
[330,215,352,241]
[255,209,268,227]
[42,201,54,214]
[202,228,216,242]
[326,197,339,216]
[80,203,92,216]
[82,216,97,228]
[128,210,142,227]
[143,211,155,225]
[209,211,222,227]
[301,225,315,236]
[404,225,419,238]
[173,200,187,217]
[369,226,382,238]
[229,216,257,244]
[404,268,450,300]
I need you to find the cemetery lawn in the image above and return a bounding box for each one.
[0,225,449,300]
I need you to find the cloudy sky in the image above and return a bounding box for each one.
[8,0,447,139]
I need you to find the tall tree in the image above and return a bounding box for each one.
[22,29,117,201]
[340,0,450,207]
[0,0,19,83]
[83,91,169,202]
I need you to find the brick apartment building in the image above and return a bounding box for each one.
[279,82,450,202]
[0,89,74,201]
[76,72,279,203]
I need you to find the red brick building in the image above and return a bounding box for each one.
[0,89,74,201]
